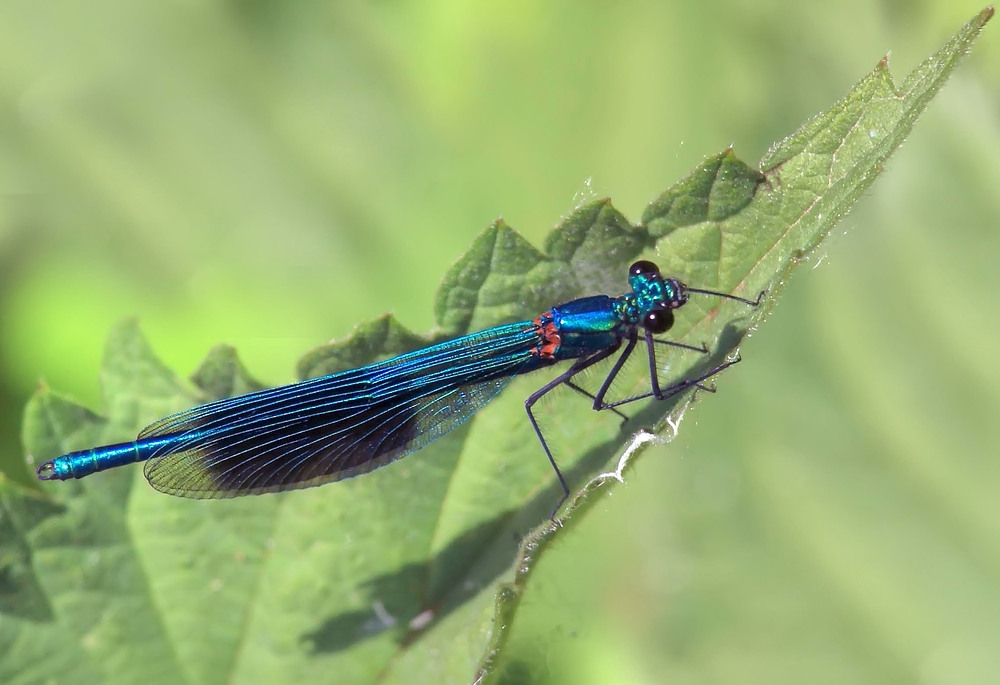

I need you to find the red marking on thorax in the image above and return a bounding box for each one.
[531,311,561,359]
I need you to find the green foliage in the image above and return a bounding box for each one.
[2,7,993,685]
[477,9,995,681]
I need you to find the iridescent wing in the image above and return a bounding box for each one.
[140,322,544,498]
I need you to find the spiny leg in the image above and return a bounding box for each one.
[592,329,639,410]
[645,329,720,399]
[652,339,709,355]
[602,356,742,410]
[566,334,708,425]
[525,343,622,520]
[564,381,630,422]
[587,332,712,410]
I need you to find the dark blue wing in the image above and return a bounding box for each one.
[138,322,547,498]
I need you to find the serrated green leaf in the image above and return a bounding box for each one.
[475,8,995,682]
[4,8,991,685]
[642,149,764,234]
[297,314,430,380]
[190,347,266,402]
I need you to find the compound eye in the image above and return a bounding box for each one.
[643,307,674,334]
[630,260,659,277]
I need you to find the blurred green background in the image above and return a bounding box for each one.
[1,1,997,683]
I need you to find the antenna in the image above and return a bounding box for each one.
[685,287,765,307]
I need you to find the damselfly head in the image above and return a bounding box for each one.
[626,260,764,334]
[628,260,688,334]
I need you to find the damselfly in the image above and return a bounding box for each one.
[36,260,761,513]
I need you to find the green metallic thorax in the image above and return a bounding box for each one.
[613,270,685,324]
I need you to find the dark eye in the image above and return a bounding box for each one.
[630,260,659,277]
[643,307,674,334]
